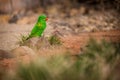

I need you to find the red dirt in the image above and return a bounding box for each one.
[61,30,120,54]
[0,30,120,71]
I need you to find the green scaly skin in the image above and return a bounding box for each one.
[26,14,47,40]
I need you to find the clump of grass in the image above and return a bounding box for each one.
[81,38,117,64]
[77,38,120,80]
[18,34,29,46]
[48,35,61,45]
[11,55,72,80]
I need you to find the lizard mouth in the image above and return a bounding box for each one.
[46,18,48,21]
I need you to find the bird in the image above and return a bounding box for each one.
[26,14,48,40]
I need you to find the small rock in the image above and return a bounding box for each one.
[79,6,86,14]
[8,15,18,23]
[0,49,14,60]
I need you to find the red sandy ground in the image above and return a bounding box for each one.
[0,30,120,71]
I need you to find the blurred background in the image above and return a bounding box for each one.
[0,0,120,23]
[0,0,120,14]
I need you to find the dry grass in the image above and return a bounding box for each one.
[2,39,120,80]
